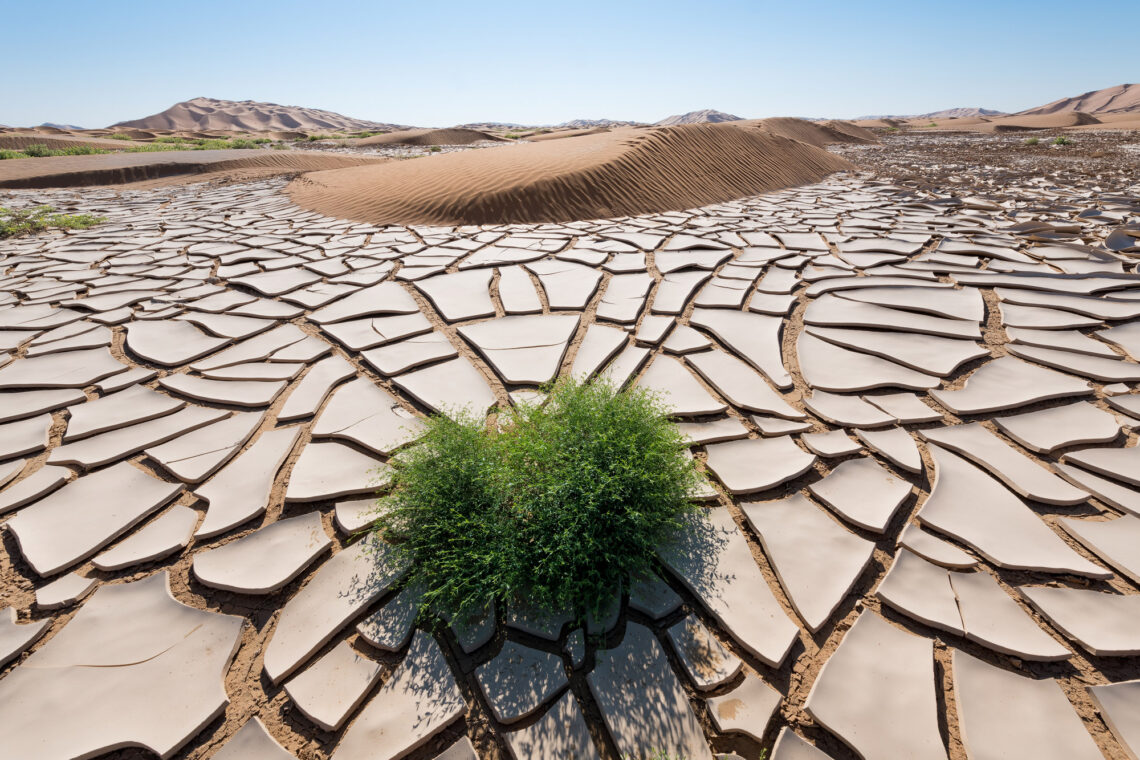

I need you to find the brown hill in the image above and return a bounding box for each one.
[0,150,381,189]
[112,97,403,132]
[0,133,151,151]
[656,109,743,126]
[983,112,1103,132]
[745,118,876,147]
[1019,83,1140,115]
[920,107,1005,119]
[355,128,504,146]
[287,120,853,226]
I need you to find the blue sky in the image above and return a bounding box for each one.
[2,0,1135,127]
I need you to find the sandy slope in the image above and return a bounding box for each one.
[1019,83,1140,115]
[288,121,854,225]
[354,128,504,146]
[982,112,1103,132]
[0,150,382,188]
[113,97,397,132]
[743,118,877,148]
[0,134,152,151]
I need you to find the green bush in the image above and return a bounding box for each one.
[0,205,106,237]
[105,133,133,140]
[0,149,26,160]
[428,145,442,152]
[17,144,107,157]
[1053,135,1072,146]
[124,143,184,152]
[374,378,703,622]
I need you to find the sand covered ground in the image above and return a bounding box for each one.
[0,125,1139,760]
[288,122,859,225]
[0,149,384,189]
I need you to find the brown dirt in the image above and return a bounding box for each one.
[0,150,385,189]
[287,121,855,226]
[354,128,505,147]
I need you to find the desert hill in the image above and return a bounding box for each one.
[919,108,1004,119]
[355,128,503,146]
[656,109,742,126]
[112,97,404,132]
[855,108,1003,120]
[559,118,645,128]
[288,119,855,226]
[1018,83,1140,115]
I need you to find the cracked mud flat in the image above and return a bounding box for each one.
[1,131,1140,760]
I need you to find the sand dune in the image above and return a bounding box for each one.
[1019,83,1140,115]
[288,121,853,226]
[355,128,504,146]
[744,118,877,147]
[0,150,381,189]
[525,126,615,141]
[113,97,402,132]
[0,133,151,151]
[853,118,904,128]
[985,112,1102,132]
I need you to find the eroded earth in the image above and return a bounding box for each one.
[2,137,1140,760]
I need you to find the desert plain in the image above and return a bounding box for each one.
[1,85,1140,760]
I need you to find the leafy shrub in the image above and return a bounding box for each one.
[374,378,703,622]
[0,149,26,160]
[1053,135,1072,146]
[429,145,442,152]
[0,205,106,237]
[124,143,184,152]
[18,144,107,157]
[105,133,133,140]
[1024,137,1040,145]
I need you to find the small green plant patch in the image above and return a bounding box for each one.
[0,143,109,159]
[428,145,442,152]
[105,133,133,140]
[1053,135,1072,146]
[1024,137,1040,145]
[0,205,106,237]
[373,378,703,623]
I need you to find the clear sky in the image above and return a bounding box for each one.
[2,0,1135,128]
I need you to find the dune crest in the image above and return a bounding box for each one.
[287,121,855,226]
[355,128,504,146]
[743,117,877,148]
[0,150,382,189]
[987,112,1102,132]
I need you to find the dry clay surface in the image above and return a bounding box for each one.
[0,154,1139,760]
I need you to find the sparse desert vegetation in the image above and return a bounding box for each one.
[0,204,106,236]
[374,379,701,623]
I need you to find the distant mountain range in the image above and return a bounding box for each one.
[558,118,645,128]
[855,107,1005,120]
[855,84,1140,122]
[112,97,407,132]
[655,109,743,126]
[15,84,1139,135]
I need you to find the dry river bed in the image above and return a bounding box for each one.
[1,136,1140,760]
